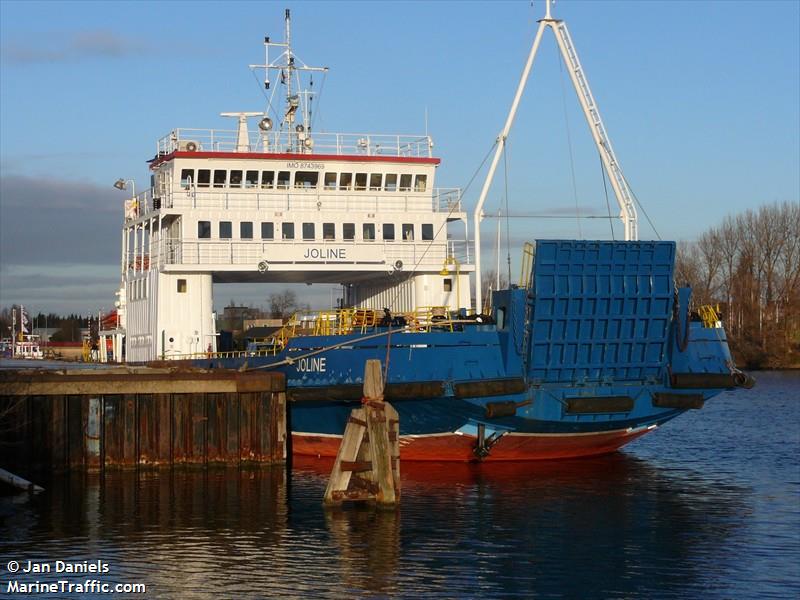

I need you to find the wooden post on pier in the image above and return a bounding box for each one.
[324,360,400,507]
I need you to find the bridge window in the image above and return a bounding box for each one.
[261,171,275,189]
[213,170,227,188]
[339,173,352,191]
[343,223,355,240]
[177,279,187,293]
[219,221,232,239]
[369,173,382,191]
[198,169,211,188]
[295,171,319,189]
[302,222,315,240]
[399,174,412,192]
[355,173,367,191]
[240,221,253,239]
[444,278,452,292]
[245,170,259,188]
[198,221,211,239]
[363,223,375,241]
[282,222,295,240]
[277,171,290,189]
[180,169,194,189]
[415,174,427,192]
[261,222,274,239]
[402,223,414,240]
[385,174,398,192]
[230,170,243,188]
[323,223,335,240]
[324,172,337,190]
[383,223,395,240]
[422,224,434,240]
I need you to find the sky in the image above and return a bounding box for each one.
[1,0,798,316]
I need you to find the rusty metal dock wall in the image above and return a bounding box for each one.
[0,367,286,472]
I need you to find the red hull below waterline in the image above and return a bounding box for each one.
[292,426,656,462]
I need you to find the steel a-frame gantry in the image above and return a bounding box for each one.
[473,0,639,314]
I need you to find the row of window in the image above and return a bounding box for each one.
[180,169,428,192]
[197,221,436,241]
[129,278,148,301]
[132,278,189,298]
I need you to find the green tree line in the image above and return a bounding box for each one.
[0,308,89,342]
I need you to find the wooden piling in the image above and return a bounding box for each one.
[0,367,286,473]
[324,359,400,507]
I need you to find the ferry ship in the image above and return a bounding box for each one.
[115,4,752,461]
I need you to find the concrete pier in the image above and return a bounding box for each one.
[0,367,286,473]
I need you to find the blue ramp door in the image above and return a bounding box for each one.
[529,240,676,384]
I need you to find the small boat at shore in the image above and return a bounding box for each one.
[7,335,44,361]
[2,305,43,360]
[117,3,752,461]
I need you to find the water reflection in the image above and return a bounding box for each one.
[297,453,749,598]
[324,507,401,593]
[0,454,751,599]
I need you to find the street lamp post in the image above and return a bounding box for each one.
[113,178,136,197]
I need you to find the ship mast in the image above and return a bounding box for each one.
[472,0,639,314]
[249,9,328,151]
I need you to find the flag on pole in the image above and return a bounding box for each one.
[20,305,30,334]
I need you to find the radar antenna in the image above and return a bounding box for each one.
[219,112,265,151]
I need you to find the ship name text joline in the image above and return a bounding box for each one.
[303,247,347,259]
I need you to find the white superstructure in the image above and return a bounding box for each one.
[119,10,472,362]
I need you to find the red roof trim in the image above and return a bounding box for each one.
[149,151,441,169]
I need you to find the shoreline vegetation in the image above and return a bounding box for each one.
[676,202,799,369]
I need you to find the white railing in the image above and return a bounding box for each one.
[157,128,434,159]
[130,184,462,216]
[436,188,462,213]
[122,189,153,221]
[155,238,474,271]
[449,240,471,265]
[124,235,471,274]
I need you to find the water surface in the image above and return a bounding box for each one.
[1,371,797,598]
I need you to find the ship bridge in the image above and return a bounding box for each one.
[120,124,473,362]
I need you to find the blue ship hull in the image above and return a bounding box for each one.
[202,241,749,461]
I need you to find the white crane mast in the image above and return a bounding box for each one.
[472,0,639,314]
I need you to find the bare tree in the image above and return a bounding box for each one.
[675,241,704,294]
[680,201,800,367]
[268,290,305,320]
